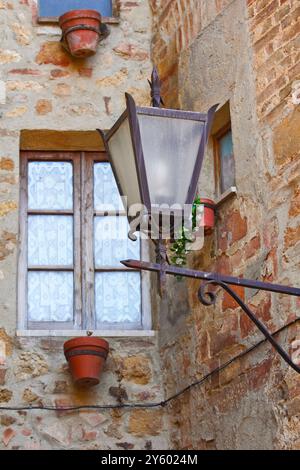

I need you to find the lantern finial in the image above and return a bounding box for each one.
[148,66,163,108]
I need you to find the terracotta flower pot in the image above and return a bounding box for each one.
[59,10,102,58]
[199,198,215,235]
[64,337,109,387]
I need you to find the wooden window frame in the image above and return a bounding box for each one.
[18,151,151,334]
[213,123,235,197]
[37,0,119,24]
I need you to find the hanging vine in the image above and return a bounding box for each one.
[169,196,203,267]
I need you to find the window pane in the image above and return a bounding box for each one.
[28,272,73,322]
[95,272,141,325]
[219,130,235,193]
[28,216,73,266]
[28,162,73,210]
[94,216,140,267]
[94,162,124,211]
[39,1,113,18]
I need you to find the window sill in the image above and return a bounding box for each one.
[37,16,119,25]
[16,329,156,338]
[215,186,237,208]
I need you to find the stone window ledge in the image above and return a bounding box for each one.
[16,330,156,338]
[37,16,119,25]
[215,186,237,208]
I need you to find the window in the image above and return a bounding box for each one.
[212,103,236,196]
[38,0,114,22]
[215,126,235,194]
[18,152,149,332]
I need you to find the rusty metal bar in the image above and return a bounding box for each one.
[121,259,300,298]
[121,259,300,374]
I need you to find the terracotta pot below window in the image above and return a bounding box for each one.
[64,336,109,387]
[59,10,102,58]
[199,198,215,234]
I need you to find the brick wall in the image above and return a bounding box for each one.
[150,0,234,107]
[153,0,300,449]
[248,0,299,122]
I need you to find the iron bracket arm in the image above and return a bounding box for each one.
[121,259,300,374]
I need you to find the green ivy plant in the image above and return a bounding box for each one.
[170,196,202,267]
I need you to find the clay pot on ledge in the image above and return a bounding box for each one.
[199,198,216,235]
[64,336,109,387]
[59,9,108,58]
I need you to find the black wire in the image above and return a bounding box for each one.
[0,317,299,413]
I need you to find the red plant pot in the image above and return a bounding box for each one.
[59,10,102,58]
[199,198,215,235]
[64,337,109,387]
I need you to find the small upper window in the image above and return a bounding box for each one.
[38,0,113,21]
[216,128,235,194]
[212,102,236,196]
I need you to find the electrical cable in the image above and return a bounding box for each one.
[0,317,299,413]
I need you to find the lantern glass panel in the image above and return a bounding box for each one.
[137,112,205,208]
[107,117,142,211]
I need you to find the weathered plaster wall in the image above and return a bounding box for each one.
[152,0,300,450]
[0,0,169,450]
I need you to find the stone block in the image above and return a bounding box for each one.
[35,99,52,115]
[42,422,71,448]
[14,352,48,381]
[0,368,7,385]
[2,428,16,447]
[0,157,14,171]
[0,49,21,64]
[36,42,71,67]
[128,409,163,437]
[0,388,13,403]
[117,355,152,385]
[113,43,149,61]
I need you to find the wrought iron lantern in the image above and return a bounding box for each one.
[98,70,217,234]
[98,68,300,375]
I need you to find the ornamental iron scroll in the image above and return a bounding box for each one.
[199,280,300,374]
[121,259,300,374]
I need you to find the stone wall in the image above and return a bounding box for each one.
[0,334,167,449]
[0,0,169,450]
[152,0,300,450]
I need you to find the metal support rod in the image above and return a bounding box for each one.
[149,66,166,294]
[121,259,300,374]
[154,229,168,297]
[121,259,300,298]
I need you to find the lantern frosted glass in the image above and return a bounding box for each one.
[99,94,217,224]
[106,117,141,213]
[137,112,205,207]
